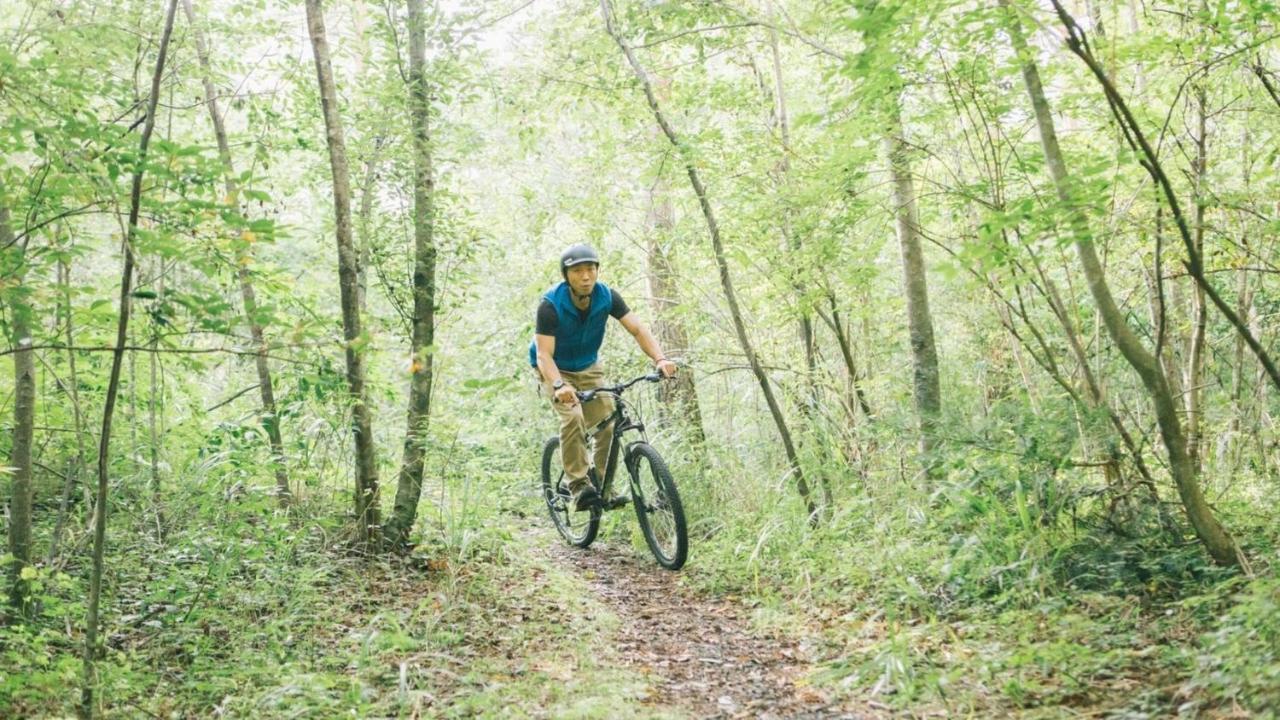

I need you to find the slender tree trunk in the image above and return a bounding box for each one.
[644,148,707,447]
[766,24,817,409]
[47,256,88,564]
[600,0,815,518]
[148,270,162,527]
[821,300,873,420]
[82,1,179,715]
[1229,121,1253,466]
[765,22,830,504]
[1,189,35,614]
[383,0,438,549]
[128,327,137,455]
[818,300,873,471]
[182,0,291,504]
[356,143,383,315]
[883,93,942,461]
[305,0,381,542]
[1185,88,1209,473]
[645,77,705,446]
[1003,0,1238,566]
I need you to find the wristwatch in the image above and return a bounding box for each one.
[552,379,565,390]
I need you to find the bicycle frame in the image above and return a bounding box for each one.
[580,390,648,495]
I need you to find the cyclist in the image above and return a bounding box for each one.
[529,243,678,511]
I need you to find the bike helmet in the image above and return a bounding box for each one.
[560,243,600,277]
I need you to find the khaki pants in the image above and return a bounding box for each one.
[536,363,616,492]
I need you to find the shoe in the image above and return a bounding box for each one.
[572,484,600,512]
[603,494,630,510]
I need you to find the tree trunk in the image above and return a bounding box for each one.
[600,0,816,519]
[47,255,88,564]
[644,77,706,448]
[646,186,708,447]
[765,22,830,505]
[182,0,291,504]
[1003,0,1238,566]
[383,0,438,549]
[883,93,942,461]
[820,298,873,420]
[356,143,383,315]
[148,265,162,525]
[1229,121,1253,466]
[82,1,179,715]
[1185,88,1208,473]
[766,24,817,411]
[1,189,35,614]
[305,0,381,543]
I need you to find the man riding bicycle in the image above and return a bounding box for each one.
[529,243,678,512]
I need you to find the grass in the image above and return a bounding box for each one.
[0,464,674,719]
[6,401,1278,718]
[673,427,1280,719]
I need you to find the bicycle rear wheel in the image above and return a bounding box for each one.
[627,442,687,570]
[541,436,599,548]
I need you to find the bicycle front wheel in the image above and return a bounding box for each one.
[541,436,599,548]
[626,442,687,570]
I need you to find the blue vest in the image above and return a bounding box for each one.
[528,282,614,372]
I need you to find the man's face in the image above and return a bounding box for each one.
[566,262,598,297]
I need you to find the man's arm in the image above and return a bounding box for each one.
[618,312,677,377]
[535,334,579,405]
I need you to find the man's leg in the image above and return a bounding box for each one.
[541,368,595,508]
[573,364,617,494]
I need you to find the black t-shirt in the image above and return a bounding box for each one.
[535,288,630,335]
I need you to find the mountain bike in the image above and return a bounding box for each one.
[540,372,688,570]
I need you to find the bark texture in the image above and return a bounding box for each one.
[305,0,381,542]
[1,191,35,612]
[384,0,438,549]
[644,77,706,447]
[884,95,941,459]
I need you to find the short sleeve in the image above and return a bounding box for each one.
[609,289,630,320]
[535,299,559,335]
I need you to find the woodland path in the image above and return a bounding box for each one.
[535,528,868,719]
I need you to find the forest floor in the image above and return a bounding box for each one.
[342,513,1217,720]
[532,528,859,719]
[7,489,1257,718]
[344,516,869,719]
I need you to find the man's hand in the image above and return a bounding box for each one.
[656,359,678,378]
[554,382,579,405]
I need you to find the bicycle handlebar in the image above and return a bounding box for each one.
[576,372,665,403]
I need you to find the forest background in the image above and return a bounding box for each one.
[2,0,1279,716]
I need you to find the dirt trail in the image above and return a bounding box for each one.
[543,535,866,719]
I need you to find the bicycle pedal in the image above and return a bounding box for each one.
[603,495,631,511]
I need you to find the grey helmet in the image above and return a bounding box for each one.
[560,243,600,277]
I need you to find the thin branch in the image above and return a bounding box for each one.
[633,22,759,49]
[205,384,261,413]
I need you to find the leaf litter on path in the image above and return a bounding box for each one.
[537,528,872,719]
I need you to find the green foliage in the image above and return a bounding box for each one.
[4,0,1280,716]
[1188,575,1280,712]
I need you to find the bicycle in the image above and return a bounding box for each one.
[540,371,688,570]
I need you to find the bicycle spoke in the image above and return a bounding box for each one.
[628,444,686,569]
